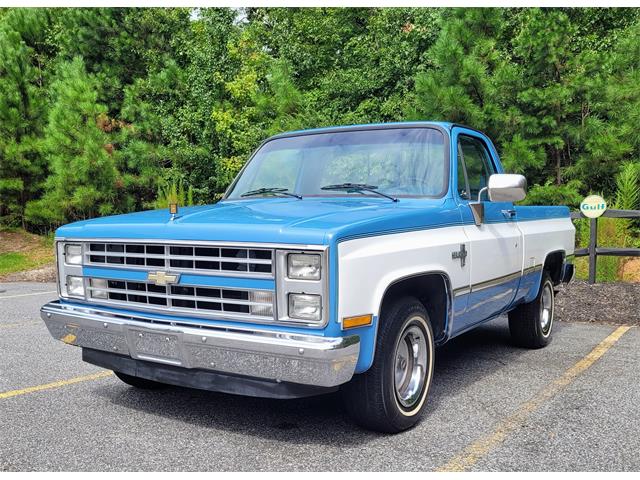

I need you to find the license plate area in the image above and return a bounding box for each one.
[126,327,183,366]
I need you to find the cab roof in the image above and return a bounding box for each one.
[268,121,458,140]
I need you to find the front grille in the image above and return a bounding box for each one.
[85,242,273,277]
[87,278,274,319]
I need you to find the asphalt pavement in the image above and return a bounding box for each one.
[1,281,639,471]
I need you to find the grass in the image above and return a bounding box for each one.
[0,228,55,277]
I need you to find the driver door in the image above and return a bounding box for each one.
[453,128,523,332]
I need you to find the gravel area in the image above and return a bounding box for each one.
[555,280,640,326]
[0,264,56,283]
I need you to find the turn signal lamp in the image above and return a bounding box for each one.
[343,314,373,329]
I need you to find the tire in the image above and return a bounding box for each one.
[508,272,555,349]
[113,371,167,390]
[342,296,435,433]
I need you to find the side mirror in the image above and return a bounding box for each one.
[469,174,527,226]
[487,174,527,202]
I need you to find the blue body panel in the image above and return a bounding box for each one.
[55,121,571,375]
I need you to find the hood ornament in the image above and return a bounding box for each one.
[169,203,179,221]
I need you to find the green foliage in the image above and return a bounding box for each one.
[153,178,195,209]
[523,180,583,208]
[1,6,640,262]
[25,57,118,227]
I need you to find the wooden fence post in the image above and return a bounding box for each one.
[588,217,598,284]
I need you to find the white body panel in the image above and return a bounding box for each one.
[337,225,469,322]
[519,217,575,269]
[337,217,574,330]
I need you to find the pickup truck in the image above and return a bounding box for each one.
[41,122,575,433]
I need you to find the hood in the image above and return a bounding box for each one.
[56,197,460,245]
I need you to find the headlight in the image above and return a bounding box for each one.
[66,276,85,298]
[64,244,82,265]
[287,253,321,280]
[288,293,322,321]
[89,278,108,299]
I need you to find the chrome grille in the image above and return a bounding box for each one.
[87,278,274,320]
[84,242,273,277]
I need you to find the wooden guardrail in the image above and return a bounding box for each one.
[570,209,640,284]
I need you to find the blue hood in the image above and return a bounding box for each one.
[56,197,461,245]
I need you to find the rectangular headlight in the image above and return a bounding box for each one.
[64,244,82,265]
[287,253,321,280]
[66,275,85,298]
[288,293,322,322]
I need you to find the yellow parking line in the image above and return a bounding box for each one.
[0,321,41,329]
[438,325,631,472]
[0,371,113,400]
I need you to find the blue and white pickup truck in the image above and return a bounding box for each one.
[41,122,575,432]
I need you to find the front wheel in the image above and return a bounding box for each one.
[342,297,435,433]
[508,272,555,349]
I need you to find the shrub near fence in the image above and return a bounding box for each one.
[571,210,640,284]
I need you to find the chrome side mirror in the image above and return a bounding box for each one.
[487,174,527,202]
[469,174,527,226]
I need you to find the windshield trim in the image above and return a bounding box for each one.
[222,124,451,201]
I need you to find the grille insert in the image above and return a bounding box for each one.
[88,278,274,319]
[85,242,273,276]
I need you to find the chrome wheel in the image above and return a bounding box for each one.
[540,281,554,336]
[394,319,429,409]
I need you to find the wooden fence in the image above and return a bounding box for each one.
[570,209,640,284]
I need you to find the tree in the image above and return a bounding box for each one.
[25,57,118,227]
[0,9,51,227]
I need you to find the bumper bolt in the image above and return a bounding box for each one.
[298,348,304,355]
[202,337,207,343]
[46,312,51,318]
[103,322,108,328]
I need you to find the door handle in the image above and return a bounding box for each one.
[501,209,516,219]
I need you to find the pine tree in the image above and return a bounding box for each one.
[0,17,48,227]
[25,58,118,226]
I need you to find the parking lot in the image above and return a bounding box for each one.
[1,281,639,471]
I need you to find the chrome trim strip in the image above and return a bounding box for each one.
[57,237,329,252]
[472,271,522,293]
[453,286,471,297]
[452,264,544,297]
[41,301,359,388]
[522,264,544,276]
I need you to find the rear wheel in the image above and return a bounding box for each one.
[508,272,555,349]
[113,371,167,390]
[342,297,435,433]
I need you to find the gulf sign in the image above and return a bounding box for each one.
[580,195,607,218]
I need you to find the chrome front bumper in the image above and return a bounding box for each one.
[40,301,360,388]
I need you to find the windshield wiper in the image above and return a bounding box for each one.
[240,187,302,199]
[321,183,398,202]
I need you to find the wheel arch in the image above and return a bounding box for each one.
[375,271,453,348]
[524,249,566,302]
[543,250,566,286]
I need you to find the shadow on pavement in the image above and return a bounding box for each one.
[92,318,534,444]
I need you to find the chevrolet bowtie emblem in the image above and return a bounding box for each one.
[147,271,179,286]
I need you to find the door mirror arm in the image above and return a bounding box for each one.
[469,187,488,226]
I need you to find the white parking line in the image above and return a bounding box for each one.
[0,290,57,300]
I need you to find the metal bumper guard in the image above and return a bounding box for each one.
[41,301,360,388]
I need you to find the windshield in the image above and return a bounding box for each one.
[225,127,447,200]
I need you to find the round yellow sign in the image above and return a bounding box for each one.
[580,194,607,218]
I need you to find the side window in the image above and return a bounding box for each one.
[456,144,470,199]
[458,136,496,200]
